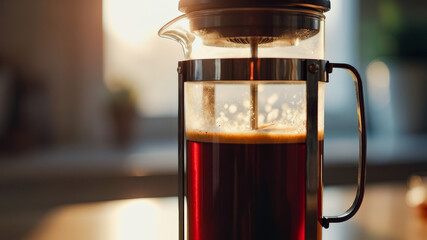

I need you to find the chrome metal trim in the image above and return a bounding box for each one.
[179,58,328,82]
[305,60,321,240]
[178,66,185,240]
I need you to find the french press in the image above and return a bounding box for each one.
[159,0,367,239]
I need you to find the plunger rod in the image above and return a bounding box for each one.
[203,83,215,126]
[250,39,258,130]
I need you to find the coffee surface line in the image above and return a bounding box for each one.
[186,130,324,144]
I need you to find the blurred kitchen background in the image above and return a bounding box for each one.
[0,0,426,239]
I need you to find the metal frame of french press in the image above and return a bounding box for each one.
[177,58,367,240]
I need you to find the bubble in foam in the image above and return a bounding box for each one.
[281,111,286,118]
[268,93,279,105]
[258,114,265,125]
[267,109,279,122]
[216,117,228,126]
[243,99,250,109]
[224,104,229,109]
[219,112,228,120]
[265,105,272,112]
[229,104,237,114]
[237,112,248,124]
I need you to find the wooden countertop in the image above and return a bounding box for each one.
[14,183,427,240]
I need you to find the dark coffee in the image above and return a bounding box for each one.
[186,131,323,240]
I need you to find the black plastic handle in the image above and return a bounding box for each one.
[322,62,367,229]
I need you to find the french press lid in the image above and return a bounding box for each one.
[179,0,331,13]
[177,0,329,48]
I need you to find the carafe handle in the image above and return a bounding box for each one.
[321,62,367,229]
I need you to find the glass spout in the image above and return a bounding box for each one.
[159,15,194,59]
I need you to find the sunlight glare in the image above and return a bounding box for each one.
[103,0,182,117]
[103,0,180,47]
[112,199,159,240]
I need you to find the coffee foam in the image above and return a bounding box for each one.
[186,129,324,144]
